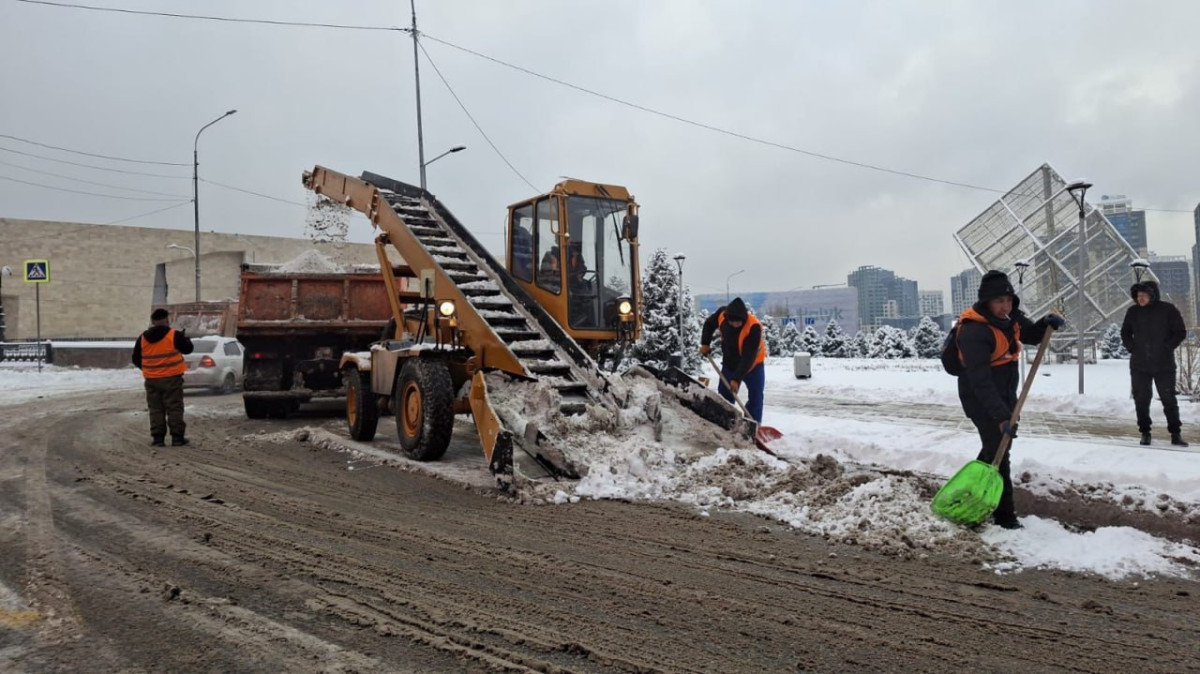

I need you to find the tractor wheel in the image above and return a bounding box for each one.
[394,358,454,461]
[244,396,269,419]
[345,368,379,441]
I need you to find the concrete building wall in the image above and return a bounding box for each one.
[0,219,382,340]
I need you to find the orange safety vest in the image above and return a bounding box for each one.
[140,329,187,378]
[718,311,768,369]
[957,307,1021,368]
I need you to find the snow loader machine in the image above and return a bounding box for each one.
[301,166,753,488]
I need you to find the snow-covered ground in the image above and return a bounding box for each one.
[4,357,1198,582]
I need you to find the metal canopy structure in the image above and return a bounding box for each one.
[954,163,1150,339]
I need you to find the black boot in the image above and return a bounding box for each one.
[151,435,165,447]
[171,435,190,447]
[994,515,1023,530]
[1171,433,1188,447]
[1140,432,1151,446]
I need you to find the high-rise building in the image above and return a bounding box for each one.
[1099,194,1148,256]
[846,265,919,330]
[919,290,944,317]
[950,268,982,317]
[1149,255,1193,325]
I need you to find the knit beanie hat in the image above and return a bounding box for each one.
[724,297,748,322]
[151,308,170,321]
[977,270,1015,302]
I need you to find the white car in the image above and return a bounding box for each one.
[182,336,244,394]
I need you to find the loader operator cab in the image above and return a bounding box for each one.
[507,180,641,355]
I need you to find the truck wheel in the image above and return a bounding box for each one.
[395,359,453,461]
[244,397,269,419]
[345,367,379,441]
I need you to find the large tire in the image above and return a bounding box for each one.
[244,396,270,419]
[345,367,379,441]
[395,358,454,461]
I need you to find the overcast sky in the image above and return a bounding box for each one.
[2,0,1198,300]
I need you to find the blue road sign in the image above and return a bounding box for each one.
[24,259,50,284]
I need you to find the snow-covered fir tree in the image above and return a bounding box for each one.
[822,318,848,357]
[631,249,685,370]
[850,330,872,358]
[1100,323,1128,359]
[868,325,915,359]
[778,322,801,357]
[910,316,946,359]
[761,314,785,357]
[799,324,822,355]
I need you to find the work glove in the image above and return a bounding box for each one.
[699,344,711,356]
[729,380,741,395]
[1044,313,1066,330]
[999,421,1018,438]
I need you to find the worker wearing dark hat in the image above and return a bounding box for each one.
[1121,280,1187,447]
[699,297,768,424]
[132,308,194,447]
[954,270,1064,529]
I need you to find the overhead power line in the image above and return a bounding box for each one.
[417,40,539,193]
[14,0,409,32]
[199,178,306,207]
[0,145,191,179]
[0,159,190,197]
[103,200,192,225]
[0,173,188,201]
[0,132,189,166]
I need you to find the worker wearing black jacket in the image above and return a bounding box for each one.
[1120,280,1188,447]
[955,270,1063,529]
[132,308,195,447]
[699,297,768,423]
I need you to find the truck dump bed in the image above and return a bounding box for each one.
[237,267,392,336]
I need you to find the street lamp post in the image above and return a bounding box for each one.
[420,146,466,189]
[673,254,686,367]
[1066,180,1093,395]
[1014,259,1030,382]
[193,109,238,303]
[726,269,745,304]
[0,265,11,342]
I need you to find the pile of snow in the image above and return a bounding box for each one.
[275,250,344,274]
[0,363,142,406]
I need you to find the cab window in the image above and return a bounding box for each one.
[510,204,534,282]
[535,198,561,294]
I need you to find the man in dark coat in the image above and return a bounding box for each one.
[955,270,1063,529]
[1120,280,1187,446]
[699,297,767,423]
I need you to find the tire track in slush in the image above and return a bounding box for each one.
[7,390,1200,672]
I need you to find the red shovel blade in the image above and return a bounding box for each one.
[757,425,783,443]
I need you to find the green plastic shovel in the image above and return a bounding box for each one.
[931,325,1056,525]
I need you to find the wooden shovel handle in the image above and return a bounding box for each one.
[993,326,1057,467]
[705,354,756,423]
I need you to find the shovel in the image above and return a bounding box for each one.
[705,354,784,457]
[931,326,1056,525]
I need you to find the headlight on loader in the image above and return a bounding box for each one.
[617,297,633,316]
[437,300,456,318]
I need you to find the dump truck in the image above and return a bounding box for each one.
[236,263,402,419]
[302,167,753,485]
[154,300,238,337]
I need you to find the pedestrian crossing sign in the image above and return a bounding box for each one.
[24,259,50,284]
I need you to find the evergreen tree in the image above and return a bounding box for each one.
[1100,323,1128,359]
[761,314,784,357]
[869,325,915,359]
[822,318,848,357]
[851,330,872,358]
[779,322,802,357]
[910,316,946,359]
[678,283,703,373]
[799,324,822,355]
[631,249,683,370]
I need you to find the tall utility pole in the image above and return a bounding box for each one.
[411,0,427,190]
[1014,259,1030,383]
[193,109,237,303]
[1066,181,1092,395]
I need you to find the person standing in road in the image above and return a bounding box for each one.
[132,308,194,447]
[1121,280,1188,447]
[699,297,767,424]
[955,271,1064,529]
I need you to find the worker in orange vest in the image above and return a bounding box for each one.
[132,308,194,447]
[699,297,767,423]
